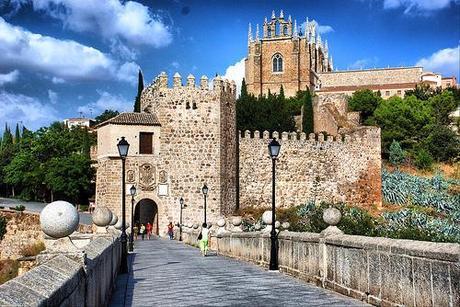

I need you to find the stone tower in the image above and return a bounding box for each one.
[95,73,237,236]
[245,10,333,97]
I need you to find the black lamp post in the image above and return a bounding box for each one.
[128,185,136,252]
[202,184,208,224]
[117,136,130,274]
[179,197,187,241]
[268,138,281,271]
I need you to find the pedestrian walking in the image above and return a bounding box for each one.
[133,224,138,240]
[167,222,174,240]
[198,223,210,256]
[146,222,152,240]
[140,224,146,240]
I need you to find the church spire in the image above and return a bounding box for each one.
[280,9,284,19]
[248,23,253,43]
[256,24,260,40]
[293,19,298,38]
[271,10,276,19]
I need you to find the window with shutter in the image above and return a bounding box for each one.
[139,132,153,154]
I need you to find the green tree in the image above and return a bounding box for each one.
[14,123,20,144]
[405,83,440,101]
[428,90,459,125]
[373,95,433,154]
[95,109,119,124]
[423,124,460,162]
[414,148,433,170]
[348,89,382,125]
[133,69,144,112]
[300,89,313,134]
[389,140,406,166]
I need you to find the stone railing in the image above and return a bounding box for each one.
[182,216,459,307]
[0,232,121,306]
[0,201,125,306]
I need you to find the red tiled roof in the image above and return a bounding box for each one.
[317,82,418,92]
[96,112,161,128]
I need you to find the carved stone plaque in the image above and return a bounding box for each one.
[139,163,155,191]
[127,169,135,183]
[159,170,167,183]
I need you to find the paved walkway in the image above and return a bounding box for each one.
[110,239,367,307]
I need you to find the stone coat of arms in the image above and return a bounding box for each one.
[139,163,155,191]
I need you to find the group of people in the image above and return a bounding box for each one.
[133,222,153,240]
[132,221,210,256]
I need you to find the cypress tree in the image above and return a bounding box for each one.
[2,124,13,147]
[133,69,144,112]
[279,85,285,100]
[240,78,248,99]
[302,89,314,134]
[14,123,20,144]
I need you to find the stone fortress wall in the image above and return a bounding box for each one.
[238,126,382,209]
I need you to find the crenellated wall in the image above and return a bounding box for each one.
[238,127,382,208]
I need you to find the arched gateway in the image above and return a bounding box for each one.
[134,199,159,235]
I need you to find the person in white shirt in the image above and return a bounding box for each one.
[199,223,210,256]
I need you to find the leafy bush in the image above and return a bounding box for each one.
[414,149,433,170]
[389,140,406,166]
[0,216,6,240]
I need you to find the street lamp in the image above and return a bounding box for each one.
[117,136,130,274]
[179,197,187,241]
[268,138,281,271]
[128,185,136,252]
[202,184,208,224]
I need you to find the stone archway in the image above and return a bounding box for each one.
[134,199,159,235]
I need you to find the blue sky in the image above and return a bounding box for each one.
[0,0,459,132]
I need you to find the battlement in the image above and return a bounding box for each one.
[148,71,237,96]
[238,127,380,145]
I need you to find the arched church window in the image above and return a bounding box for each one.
[267,28,272,38]
[272,53,283,73]
[283,25,288,35]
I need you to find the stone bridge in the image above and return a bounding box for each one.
[0,213,458,306]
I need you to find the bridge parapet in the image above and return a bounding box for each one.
[182,229,459,306]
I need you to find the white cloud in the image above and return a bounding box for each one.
[369,0,457,14]
[51,77,65,84]
[348,57,379,70]
[300,20,334,35]
[0,70,19,86]
[0,91,58,131]
[416,47,460,78]
[31,0,173,47]
[0,17,139,84]
[171,61,180,69]
[116,62,140,86]
[48,89,58,104]
[222,58,245,95]
[77,91,132,117]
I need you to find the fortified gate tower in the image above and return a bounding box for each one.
[95,73,237,236]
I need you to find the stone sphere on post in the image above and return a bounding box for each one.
[323,207,342,226]
[262,211,272,225]
[217,218,226,227]
[114,219,123,230]
[92,206,113,227]
[40,201,80,238]
[109,214,119,226]
[231,216,242,226]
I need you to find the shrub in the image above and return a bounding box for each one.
[414,149,433,170]
[19,241,45,257]
[389,140,406,166]
[0,216,6,240]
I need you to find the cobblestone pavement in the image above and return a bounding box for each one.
[110,238,368,307]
